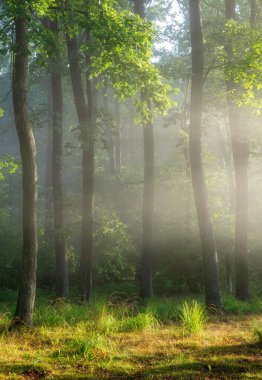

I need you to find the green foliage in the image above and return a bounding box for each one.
[62,0,172,121]
[179,301,208,334]
[225,20,262,111]
[93,207,137,283]
[0,156,19,181]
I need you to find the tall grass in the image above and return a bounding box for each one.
[223,296,262,314]
[179,300,207,334]
[253,326,262,345]
[119,311,159,332]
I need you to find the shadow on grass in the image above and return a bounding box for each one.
[0,343,261,379]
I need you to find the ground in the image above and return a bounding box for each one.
[0,289,261,379]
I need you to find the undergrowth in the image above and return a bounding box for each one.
[0,290,261,379]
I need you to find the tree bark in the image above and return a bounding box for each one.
[115,100,121,176]
[134,0,154,298]
[225,0,249,301]
[250,0,257,26]
[12,10,38,326]
[66,34,94,302]
[189,0,222,308]
[50,20,69,298]
[103,84,116,175]
[44,85,53,241]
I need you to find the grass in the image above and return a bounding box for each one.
[0,289,261,379]
[179,300,208,334]
[253,326,262,345]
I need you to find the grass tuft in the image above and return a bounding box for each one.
[69,332,113,360]
[97,307,118,334]
[119,311,159,332]
[253,326,262,345]
[179,300,207,334]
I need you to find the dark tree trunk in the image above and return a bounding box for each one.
[189,0,222,308]
[66,34,94,302]
[115,100,121,176]
[12,12,38,326]
[225,0,249,301]
[134,0,154,299]
[50,20,69,298]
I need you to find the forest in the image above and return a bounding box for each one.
[0,0,261,379]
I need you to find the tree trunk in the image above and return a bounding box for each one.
[50,20,69,298]
[217,126,234,293]
[12,11,38,326]
[225,0,249,301]
[66,34,94,302]
[134,0,154,299]
[250,0,257,26]
[189,0,222,308]
[103,84,116,175]
[115,100,121,176]
[44,85,53,241]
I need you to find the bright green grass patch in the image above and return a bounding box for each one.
[64,331,115,360]
[119,311,159,332]
[223,296,262,314]
[253,326,262,344]
[179,300,208,334]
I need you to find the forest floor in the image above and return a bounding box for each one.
[0,288,261,379]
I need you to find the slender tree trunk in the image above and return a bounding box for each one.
[83,29,95,302]
[66,35,94,302]
[12,11,38,326]
[103,84,116,175]
[44,85,53,240]
[115,100,121,176]
[188,0,222,308]
[217,126,234,293]
[134,0,154,298]
[140,104,154,298]
[50,20,69,298]
[225,0,249,301]
[250,0,257,26]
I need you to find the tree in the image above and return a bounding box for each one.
[188,0,222,308]
[134,0,155,298]
[50,19,69,298]
[250,0,257,26]
[12,1,38,326]
[115,99,121,176]
[66,32,95,302]
[103,83,116,176]
[225,0,249,301]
